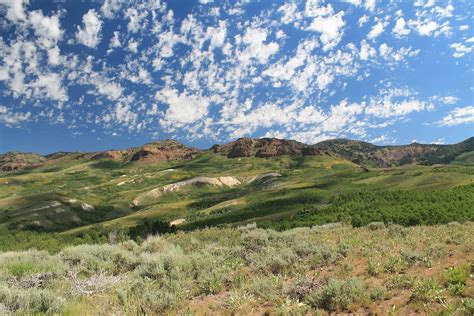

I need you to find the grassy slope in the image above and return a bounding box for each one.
[0,223,472,314]
[0,152,473,234]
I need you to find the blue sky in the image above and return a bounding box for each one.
[0,0,473,154]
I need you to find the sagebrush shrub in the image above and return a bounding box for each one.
[305,278,367,312]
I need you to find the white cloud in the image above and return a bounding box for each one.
[437,106,474,126]
[125,7,148,33]
[379,43,390,57]
[359,40,376,60]
[157,88,209,125]
[306,10,345,51]
[30,73,68,101]
[278,2,301,24]
[365,92,432,118]
[450,42,472,58]
[459,25,469,31]
[367,20,387,40]
[364,0,376,12]
[357,15,369,27]
[29,10,63,47]
[76,10,103,48]
[239,27,279,64]
[0,0,26,22]
[47,46,62,65]
[109,31,121,49]
[127,40,138,53]
[100,0,124,19]
[392,18,410,37]
[0,105,31,126]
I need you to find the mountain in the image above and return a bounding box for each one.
[313,137,474,167]
[211,137,322,158]
[0,140,199,172]
[212,137,474,167]
[0,152,46,172]
[1,137,473,173]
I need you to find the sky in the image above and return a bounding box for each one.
[0,0,473,154]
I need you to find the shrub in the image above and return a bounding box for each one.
[462,298,474,315]
[285,276,322,301]
[410,278,445,304]
[0,285,64,313]
[0,250,66,279]
[225,290,255,311]
[385,275,415,290]
[367,222,385,231]
[444,266,468,295]
[60,244,138,275]
[305,278,367,312]
[367,259,382,276]
[249,247,298,275]
[196,269,225,295]
[245,275,283,302]
[387,224,407,237]
[369,286,386,301]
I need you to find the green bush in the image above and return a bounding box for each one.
[305,278,367,312]
[444,266,468,295]
[0,285,64,313]
[410,278,445,304]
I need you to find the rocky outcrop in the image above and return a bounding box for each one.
[132,175,242,206]
[0,152,45,172]
[211,138,321,158]
[125,140,199,163]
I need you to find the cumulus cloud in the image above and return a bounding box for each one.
[76,9,103,48]
[0,105,31,126]
[31,73,68,101]
[450,42,472,58]
[157,89,209,126]
[29,10,63,47]
[306,6,345,51]
[437,106,474,126]
[367,20,387,40]
[238,27,279,64]
[392,18,410,37]
[0,0,27,22]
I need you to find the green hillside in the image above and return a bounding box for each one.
[0,147,473,241]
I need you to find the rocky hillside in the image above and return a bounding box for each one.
[314,137,474,167]
[211,137,322,158]
[2,137,473,172]
[0,140,199,172]
[212,137,474,167]
[0,152,46,172]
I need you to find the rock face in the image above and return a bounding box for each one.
[125,140,199,163]
[0,152,46,172]
[313,137,474,167]
[211,138,321,158]
[1,140,199,172]
[212,137,474,167]
[87,140,199,164]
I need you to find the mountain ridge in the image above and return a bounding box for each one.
[1,137,473,172]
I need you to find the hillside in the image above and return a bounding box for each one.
[0,137,472,236]
[314,137,474,167]
[2,137,473,174]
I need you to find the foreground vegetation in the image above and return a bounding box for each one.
[0,222,472,314]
